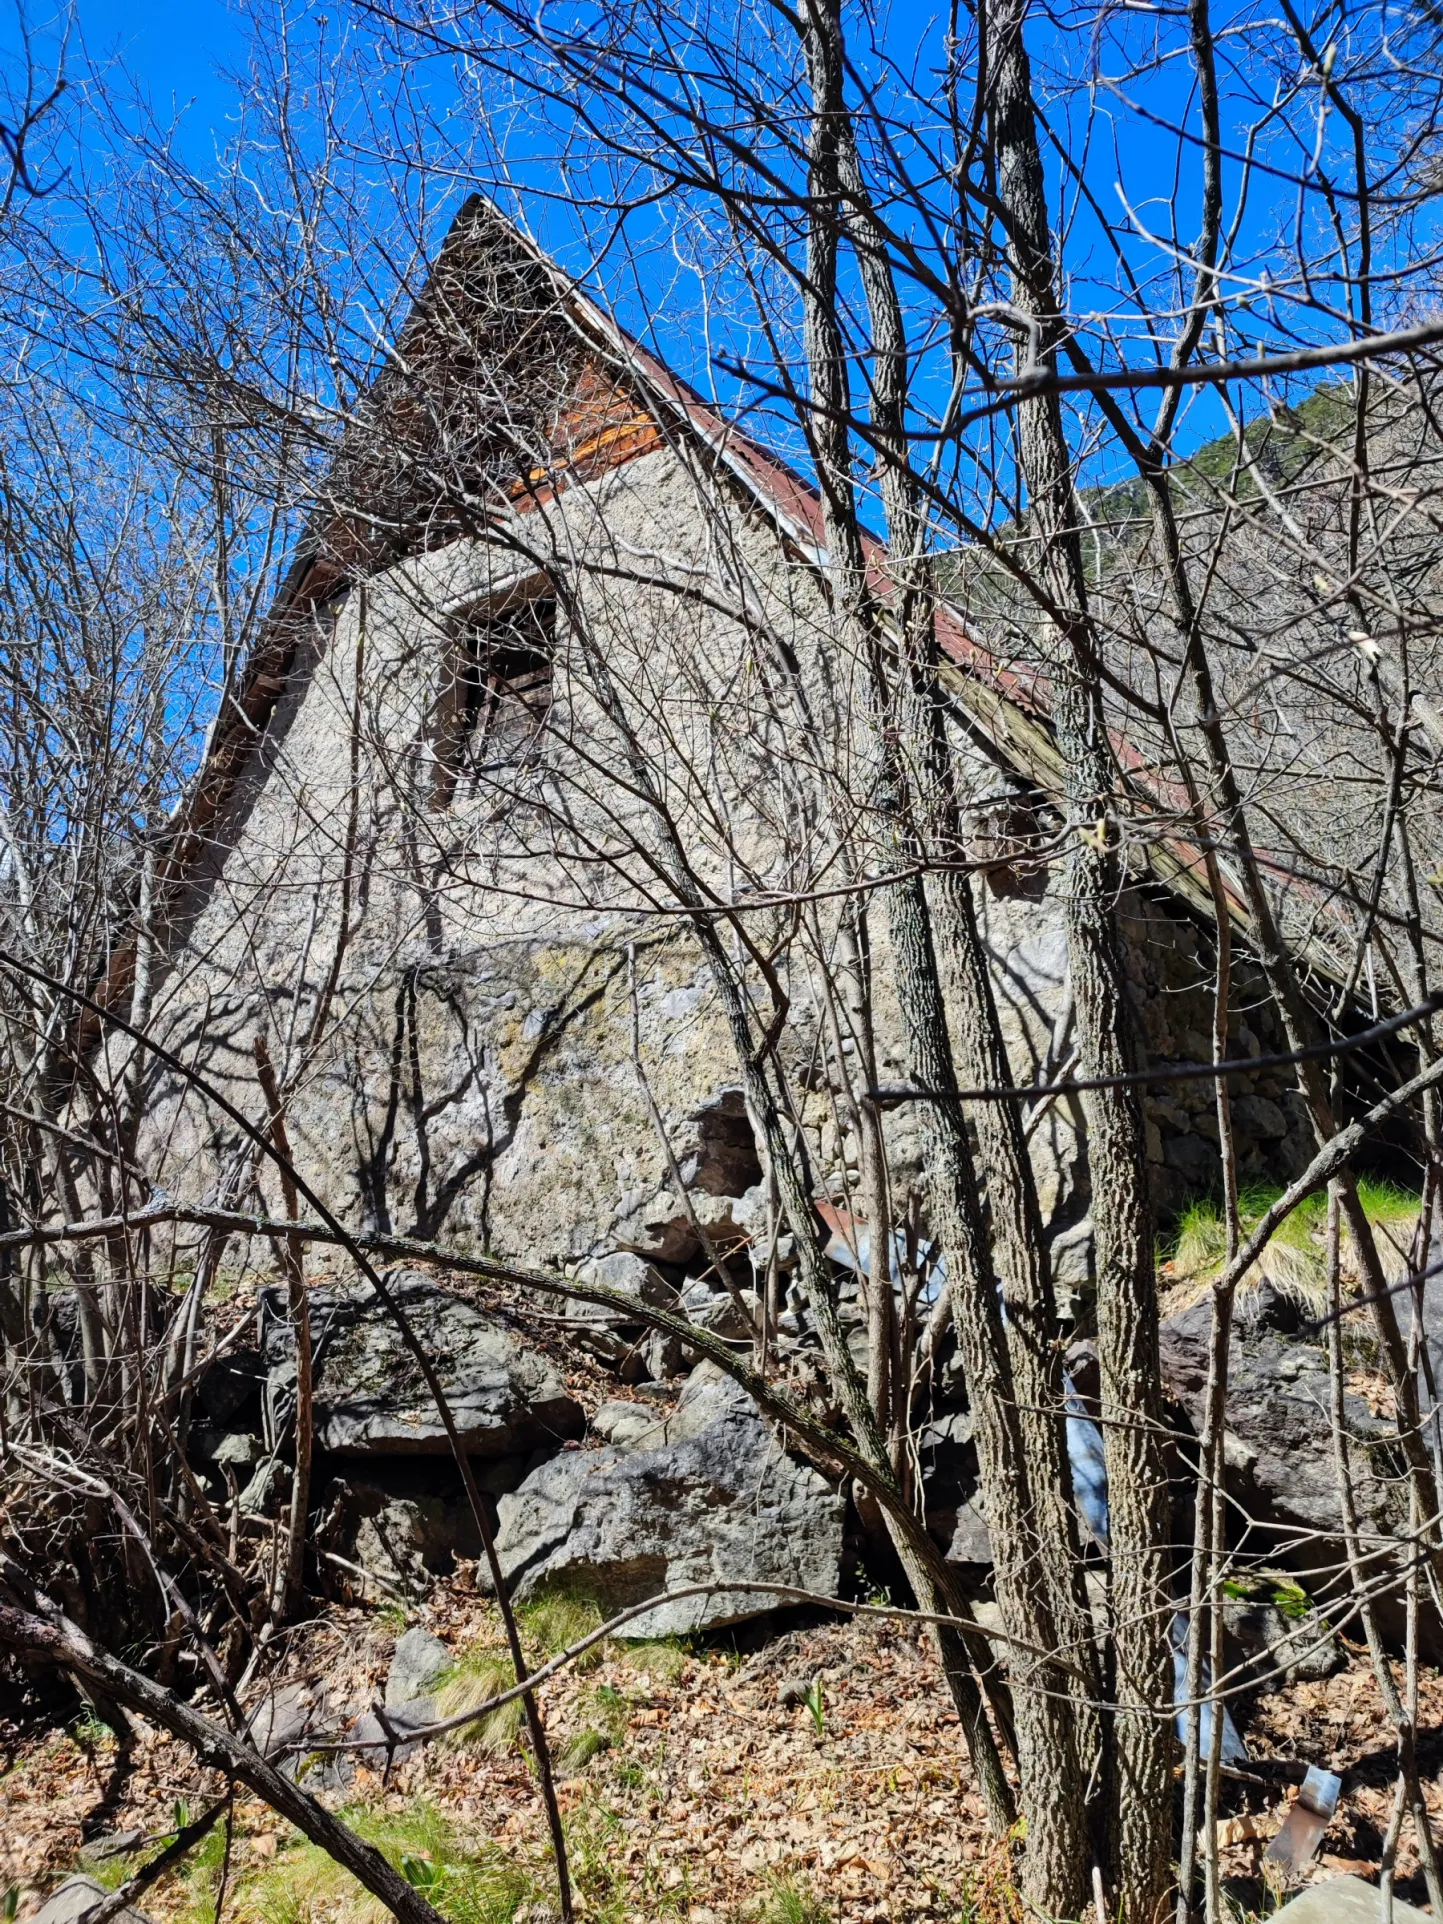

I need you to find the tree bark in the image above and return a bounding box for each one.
[884,861,1089,1914]
[983,0,1175,1905]
[827,52,1104,1771]
[254,1033,311,1629]
[794,1,1097,1889]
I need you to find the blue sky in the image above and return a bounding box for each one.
[73,0,246,138]
[5,0,1422,505]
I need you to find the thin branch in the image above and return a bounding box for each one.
[873,991,1443,1103]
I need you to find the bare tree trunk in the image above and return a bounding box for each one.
[883,859,1089,1912]
[47,1137,108,1401]
[932,849,1103,1747]
[254,1032,311,1629]
[795,3,1097,1893]
[826,60,1103,1770]
[1176,903,1239,1924]
[983,1,1175,1904]
[804,902,895,1437]
[834,908,899,1454]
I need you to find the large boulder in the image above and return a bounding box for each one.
[1158,1282,1418,1644]
[495,1365,845,1636]
[262,1274,583,1456]
[1270,1877,1430,1924]
[1158,1284,1399,1553]
[350,1488,480,1593]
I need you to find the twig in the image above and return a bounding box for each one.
[286,1576,1088,1760]
[76,1797,229,1924]
[873,990,1443,1103]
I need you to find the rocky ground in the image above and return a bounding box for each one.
[5,1575,1443,1924]
[7,1217,1441,1923]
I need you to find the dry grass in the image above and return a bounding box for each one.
[435,1649,528,1756]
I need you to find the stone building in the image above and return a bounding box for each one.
[125,198,1328,1310]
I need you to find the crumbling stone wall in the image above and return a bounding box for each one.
[140,440,1314,1299]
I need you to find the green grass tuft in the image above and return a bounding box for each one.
[175,1801,533,1924]
[89,1850,143,1893]
[563,1797,629,1924]
[756,1874,832,1924]
[560,1726,612,1772]
[1357,1176,1420,1241]
[1167,1178,1418,1304]
[519,1589,606,1669]
[614,1635,689,1681]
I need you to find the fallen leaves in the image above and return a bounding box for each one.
[5,1585,1443,1923]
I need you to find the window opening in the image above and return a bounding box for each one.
[432,595,555,808]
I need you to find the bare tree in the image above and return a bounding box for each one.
[7,2,1443,1919]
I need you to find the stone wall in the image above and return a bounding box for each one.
[138,440,1314,1298]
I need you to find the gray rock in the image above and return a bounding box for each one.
[77,1830,142,1867]
[495,1365,845,1636]
[245,1680,330,1760]
[386,1627,452,1711]
[678,1089,763,1197]
[1047,1216,1095,1296]
[584,1252,677,1305]
[208,1431,263,1470]
[591,1401,668,1451]
[1159,1298,1393,1545]
[195,1347,264,1422]
[1232,1093,1289,1141]
[1224,1592,1345,1685]
[1163,1132,1216,1186]
[947,1495,994,1565]
[262,1274,583,1457]
[237,1458,283,1517]
[1159,1295,1412,1640]
[566,1253,678,1329]
[34,1876,153,1924]
[347,1696,438,1770]
[319,1471,503,1596]
[1234,1279,1304,1336]
[681,1288,760,1343]
[1270,1877,1429,1924]
[638,1327,686,1379]
[354,1495,479,1595]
